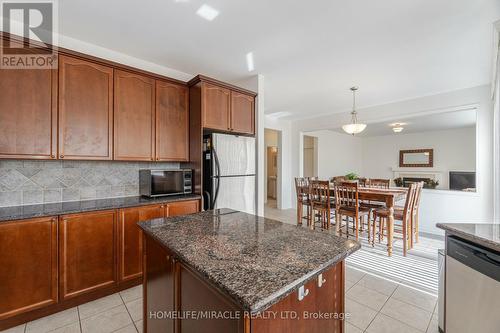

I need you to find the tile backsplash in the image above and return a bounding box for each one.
[0,160,180,207]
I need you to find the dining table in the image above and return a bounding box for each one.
[330,186,408,256]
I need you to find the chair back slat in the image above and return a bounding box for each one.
[310,180,330,203]
[413,181,424,210]
[335,182,359,209]
[367,178,390,189]
[403,183,417,220]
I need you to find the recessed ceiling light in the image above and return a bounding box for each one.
[246,52,254,72]
[196,4,219,21]
[389,122,407,127]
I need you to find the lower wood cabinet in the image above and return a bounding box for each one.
[59,210,117,300]
[166,200,200,217]
[0,216,58,320]
[118,204,165,283]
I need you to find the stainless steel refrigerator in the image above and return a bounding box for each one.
[203,133,256,214]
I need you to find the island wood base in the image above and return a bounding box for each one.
[143,234,346,333]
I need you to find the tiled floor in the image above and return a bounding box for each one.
[3,285,143,333]
[3,204,442,333]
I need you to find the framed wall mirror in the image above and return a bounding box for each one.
[399,149,434,167]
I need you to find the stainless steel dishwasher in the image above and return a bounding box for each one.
[445,236,500,333]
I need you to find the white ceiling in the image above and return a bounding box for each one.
[59,0,500,120]
[329,109,477,137]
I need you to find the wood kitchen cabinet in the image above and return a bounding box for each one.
[230,91,255,135]
[0,217,58,320]
[0,41,57,159]
[59,210,117,300]
[190,76,256,136]
[155,80,189,161]
[118,204,165,282]
[114,70,155,161]
[58,55,113,160]
[201,82,231,131]
[166,200,200,217]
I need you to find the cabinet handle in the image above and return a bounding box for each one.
[318,273,327,288]
[298,285,309,301]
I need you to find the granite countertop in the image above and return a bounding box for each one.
[437,223,500,252]
[138,209,360,314]
[0,194,201,222]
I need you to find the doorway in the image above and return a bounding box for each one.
[265,128,281,209]
[303,135,318,177]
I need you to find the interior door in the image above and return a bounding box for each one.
[214,176,255,214]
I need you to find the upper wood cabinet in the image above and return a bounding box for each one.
[117,204,165,283]
[230,92,255,135]
[58,55,113,160]
[0,40,57,159]
[114,70,155,161]
[59,210,117,300]
[156,81,189,161]
[201,82,231,131]
[0,216,58,320]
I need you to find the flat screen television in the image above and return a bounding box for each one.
[449,171,476,191]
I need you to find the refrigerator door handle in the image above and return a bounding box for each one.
[212,147,221,209]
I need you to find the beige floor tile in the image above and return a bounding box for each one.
[392,285,437,312]
[426,315,439,333]
[366,313,422,333]
[345,298,378,331]
[49,322,81,333]
[357,274,399,296]
[346,284,390,311]
[120,285,143,304]
[134,320,143,333]
[125,298,143,322]
[113,324,138,333]
[345,266,366,283]
[381,298,432,332]
[0,324,26,333]
[80,305,133,333]
[345,322,363,333]
[26,307,79,333]
[78,293,123,320]
[345,279,356,291]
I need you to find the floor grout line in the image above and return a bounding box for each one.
[118,292,139,333]
[77,306,83,333]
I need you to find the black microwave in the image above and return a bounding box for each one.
[139,169,193,197]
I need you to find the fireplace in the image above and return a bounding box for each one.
[403,177,431,187]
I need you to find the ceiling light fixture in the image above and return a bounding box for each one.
[390,122,405,133]
[196,4,219,21]
[392,126,404,133]
[246,52,254,72]
[342,86,366,135]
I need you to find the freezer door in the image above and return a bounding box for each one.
[213,133,255,176]
[213,176,255,214]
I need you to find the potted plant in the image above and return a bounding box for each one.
[394,177,403,187]
[345,172,359,181]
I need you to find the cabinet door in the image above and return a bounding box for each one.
[118,204,165,283]
[166,200,200,217]
[0,41,57,159]
[0,217,58,320]
[202,82,230,131]
[230,92,254,135]
[59,210,117,300]
[114,70,155,161]
[58,55,113,160]
[155,81,189,161]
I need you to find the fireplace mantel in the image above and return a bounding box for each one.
[392,167,444,189]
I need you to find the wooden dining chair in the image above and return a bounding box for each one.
[310,180,334,230]
[410,181,423,246]
[372,183,417,256]
[294,177,312,226]
[335,182,371,240]
[366,178,390,189]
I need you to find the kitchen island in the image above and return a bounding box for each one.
[138,209,360,333]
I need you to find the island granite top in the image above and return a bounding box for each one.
[436,223,500,252]
[0,194,201,222]
[138,209,360,314]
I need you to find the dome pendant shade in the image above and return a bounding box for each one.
[342,87,367,135]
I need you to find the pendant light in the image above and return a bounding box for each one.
[342,86,367,135]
